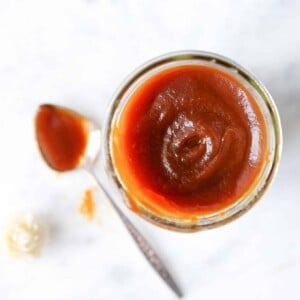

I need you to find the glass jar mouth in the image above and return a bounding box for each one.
[102,50,282,232]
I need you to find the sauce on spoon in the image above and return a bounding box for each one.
[35,104,88,171]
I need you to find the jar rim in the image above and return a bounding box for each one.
[102,50,282,232]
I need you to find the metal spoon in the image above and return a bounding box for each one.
[36,105,183,298]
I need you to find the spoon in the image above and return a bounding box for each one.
[35,104,183,298]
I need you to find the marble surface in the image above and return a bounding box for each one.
[0,0,299,299]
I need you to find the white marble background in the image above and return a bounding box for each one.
[0,0,299,299]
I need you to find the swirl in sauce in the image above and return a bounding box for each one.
[112,65,267,218]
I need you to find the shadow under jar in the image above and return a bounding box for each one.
[103,51,282,232]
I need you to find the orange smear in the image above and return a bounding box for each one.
[79,189,95,220]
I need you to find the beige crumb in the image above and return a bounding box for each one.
[5,214,45,257]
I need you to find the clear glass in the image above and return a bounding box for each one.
[102,50,282,232]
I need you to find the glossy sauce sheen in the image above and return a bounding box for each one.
[35,104,88,171]
[112,65,267,217]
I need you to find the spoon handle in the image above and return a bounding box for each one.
[89,171,183,298]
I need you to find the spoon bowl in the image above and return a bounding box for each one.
[80,121,101,171]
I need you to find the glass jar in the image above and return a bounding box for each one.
[102,50,282,232]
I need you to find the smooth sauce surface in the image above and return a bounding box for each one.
[35,104,88,171]
[112,65,267,218]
